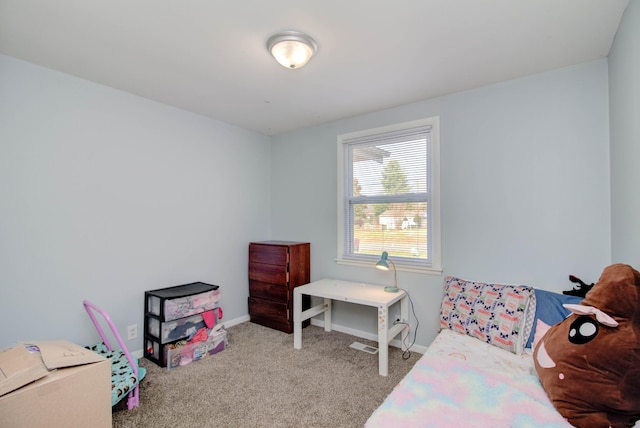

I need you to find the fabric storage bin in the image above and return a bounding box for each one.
[147,313,216,343]
[163,288,221,321]
[164,328,227,370]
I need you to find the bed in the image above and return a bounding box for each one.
[366,276,586,428]
[367,328,570,427]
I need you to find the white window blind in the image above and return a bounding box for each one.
[337,118,441,271]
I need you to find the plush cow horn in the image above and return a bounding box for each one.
[563,304,619,327]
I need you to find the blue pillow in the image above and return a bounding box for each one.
[525,289,583,349]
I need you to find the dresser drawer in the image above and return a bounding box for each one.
[248,296,289,323]
[249,244,288,266]
[249,280,288,303]
[249,262,289,284]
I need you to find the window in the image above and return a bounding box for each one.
[337,117,441,272]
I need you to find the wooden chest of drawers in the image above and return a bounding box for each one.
[248,241,310,333]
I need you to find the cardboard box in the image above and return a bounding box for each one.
[0,344,50,397]
[0,341,112,428]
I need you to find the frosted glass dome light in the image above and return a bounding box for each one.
[267,31,317,69]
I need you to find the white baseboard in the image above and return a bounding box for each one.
[222,314,251,329]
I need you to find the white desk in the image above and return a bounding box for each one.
[293,278,409,376]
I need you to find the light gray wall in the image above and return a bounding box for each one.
[270,60,611,347]
[609,0,640,265]
[0,54,271,350]
[0,50,618,352]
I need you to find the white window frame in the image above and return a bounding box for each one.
[336,117,441,274]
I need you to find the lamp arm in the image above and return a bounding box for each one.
[389,259,398,289]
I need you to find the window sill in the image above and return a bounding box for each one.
[335,257,443,275]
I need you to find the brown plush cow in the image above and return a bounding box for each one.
[534,263,640,428]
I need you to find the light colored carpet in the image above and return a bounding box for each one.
[113,322,420,427]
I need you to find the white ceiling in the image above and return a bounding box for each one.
[0,0,629,136]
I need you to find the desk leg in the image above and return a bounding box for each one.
[378,304,389,376]
[294,289,302,349]
[323,298,332,332]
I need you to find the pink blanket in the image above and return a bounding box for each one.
[367,335,572,427]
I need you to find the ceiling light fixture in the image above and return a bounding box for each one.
[267,31,317,69]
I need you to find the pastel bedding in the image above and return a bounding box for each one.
[366,329,571,427]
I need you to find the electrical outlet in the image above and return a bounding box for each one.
[127,324,138,340]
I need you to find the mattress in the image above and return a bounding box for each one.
[423,328,536,376]
[366,329,572,428]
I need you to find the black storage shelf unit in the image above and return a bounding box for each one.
[144,281,220,367]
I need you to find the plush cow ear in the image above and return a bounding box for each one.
[563,304,619,327]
